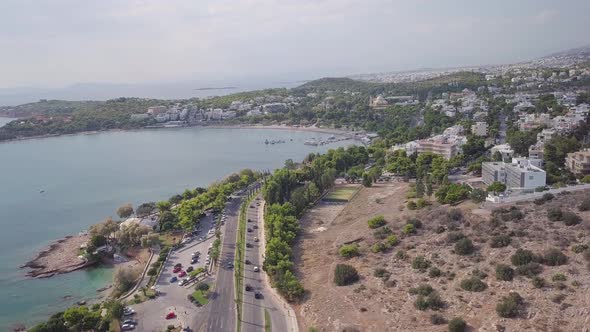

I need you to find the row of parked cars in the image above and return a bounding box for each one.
[121,307,137,330]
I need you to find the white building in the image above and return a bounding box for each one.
[491,144,514,160]
[482,159,546,192]
[471,122,488,136]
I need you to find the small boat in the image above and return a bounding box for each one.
[39,190,45,193]
[264,139,269,145]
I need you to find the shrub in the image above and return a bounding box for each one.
[373,268,390,279]
[407,218,423,229]
[385,235,399,247]
[367,215,386,229]
[448,317,467,332]
[395,250,408,260]
[471,269,488,279]
[402,224,416,235]
[334,264,359,286]
[196,283,210,291]
[542,248,567,266]
[542,193,555,201]
[511,248,537,266]
[415,292,444,311]
[531,276,545,288]
[578,198,590,211]
[147,267,158,276]
[447,232,466,243]
[455,238,475,255]
[547,208,563,221]
[496,292,524,318]
[371,242,387,253]
[416,198,429,209]
[412,256,432,272]
[572,244,589,253]
[447,208,463,222]
[460,276,488,292]
[435,225,446,234]
[428,267,442,278]
[515,262,543,278]
[407,201,417,210]
[470,188,487,203]
[495,264,514,281]
[409,284,434,296]
[373,226,392,239]
[552,273,567,282]
[430,313,446,325]
[339,244,360,258]
[562,211,581,226]
[490,234,512,248]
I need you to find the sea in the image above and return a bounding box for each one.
[0,126,352,329]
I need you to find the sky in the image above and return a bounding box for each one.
[0,0,589,88]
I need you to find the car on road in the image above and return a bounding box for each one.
[245,259,251,265]
[246,243,253,248]
[121,323,135,330]
[165,312,177,320]
[178,271,187,278]
[254,291,263,299]
[191,257,198,264]
[173,266,182,273]
[253,266,260,272]
[247,228,253,232]
[226,262,233,269]
[169,276,178,283]
[245,284,252,291]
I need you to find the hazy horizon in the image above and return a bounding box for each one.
[1,0,589,91]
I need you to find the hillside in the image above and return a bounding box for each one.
[294,183,590,332]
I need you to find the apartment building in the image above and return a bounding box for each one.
[416,135,463,160]
[565,149,590,176]
[471,122,488,136]
[482,159,546,192]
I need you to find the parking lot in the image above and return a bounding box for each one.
[131,212,225,331]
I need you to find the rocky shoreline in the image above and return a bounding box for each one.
[21,234,95,278]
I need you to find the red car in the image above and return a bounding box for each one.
[166,312,176,319]
[173,266,181,273]
[178,271,187,278]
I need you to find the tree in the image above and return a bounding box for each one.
[448,318,467,332]
[425,176,433,197]
[487,181,506,194]
[113,266,140,294]
[116,203,134,219]
[507,130,537,156]
[470,188,487,203]
[156,201,171,213]
[362,173,372,187]
[415,178,425,198]
[136,202,156,217]
[116,223,151,248]
[334,264,359,286]
[89,217,119,242]
[141,233,160,248]
[493,151,503,162]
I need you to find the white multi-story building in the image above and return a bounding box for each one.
[482,159,546,192]
[491,144,514,161]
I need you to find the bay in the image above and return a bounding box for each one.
[0,127,353,329]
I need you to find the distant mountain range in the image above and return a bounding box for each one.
[0,43,588,107]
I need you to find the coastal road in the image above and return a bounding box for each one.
[203,196,241,332]
[241,195,293,332]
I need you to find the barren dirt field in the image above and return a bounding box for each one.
[293,183,590,332]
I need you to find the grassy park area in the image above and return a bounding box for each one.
[322,185,360,202]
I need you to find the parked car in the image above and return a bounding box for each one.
[253,225,258,229]
[187,266,194,272]
[174,263,182,268]
[253,266,260,272]
[166,312,176,319]
[122,319,136,325]
[245,284,252,291]
[179,278,188,286]
[226,262,233,269]
[173,266,182,273]
[247,218,252,222]
[245,259,251,265]
[191,251,200,257]
[178,271,187,278]
[169,276,178,283]
[254,291,263,299]
[191,257,198,264]
[246,243,253,248]
[247,228,253,233]
[121,323,135,330]
[253,237,259,242]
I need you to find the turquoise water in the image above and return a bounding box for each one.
[0,127,353,329]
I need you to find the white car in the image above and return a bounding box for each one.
[253,266,260,272]
[121,324,135,330]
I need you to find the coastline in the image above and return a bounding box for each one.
[21,234,95,278]
[0,123,366,145]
